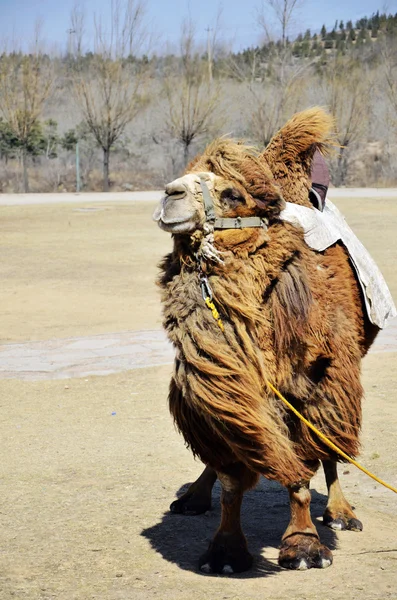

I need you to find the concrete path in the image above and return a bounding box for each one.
[1,321,396,381]
[1,188,397,206]
[0,330,174,381]
[0,190,163,206]
[328,188,397,199]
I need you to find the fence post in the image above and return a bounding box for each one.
[76,141,81,193]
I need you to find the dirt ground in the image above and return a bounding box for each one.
[0,202,170,343]
[1,196,397,599]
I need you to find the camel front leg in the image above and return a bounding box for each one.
[279,481,333,570]
[199,465,258,575]
[322,460,363,531]
[170,465,217,515]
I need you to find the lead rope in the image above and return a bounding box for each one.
[199,266,225,333]
[201,279,397,494]
[265,380,397,494]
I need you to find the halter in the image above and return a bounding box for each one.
[199,177,268,231]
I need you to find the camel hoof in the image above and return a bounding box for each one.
[279,534,333,570]
[199,534,253,575]
[323,513,363,532]
[170,491,211,516]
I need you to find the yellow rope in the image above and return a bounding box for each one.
[265,380,397,494]
[204,297,225,332]
[203,291,396,494]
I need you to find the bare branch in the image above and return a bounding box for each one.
[257,0,304,45]
[379,35,397,123]
[163,18,223,164]
[319,54,372,185]
[70,4,85,57]
[0,39,54,191]
[71,0,150,191]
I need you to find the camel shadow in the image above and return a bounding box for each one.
[141,476,337,579]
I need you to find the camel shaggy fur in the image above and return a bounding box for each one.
[154,108,379,574]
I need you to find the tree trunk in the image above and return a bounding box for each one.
[336,146,348,187]
[183,142,190,166]
[103,146,110,192]
[22,147,29,193]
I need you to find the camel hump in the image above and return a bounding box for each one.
[265,107,335,163]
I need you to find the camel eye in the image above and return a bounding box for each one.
[220,187,245,207]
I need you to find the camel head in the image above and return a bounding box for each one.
[153,139,285,236]
[153,108,334,236]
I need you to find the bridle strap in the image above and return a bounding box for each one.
[199,177,268,231]
[199,176,217,223]
[213,216,268,229]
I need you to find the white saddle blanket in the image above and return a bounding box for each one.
[280,199,397,329]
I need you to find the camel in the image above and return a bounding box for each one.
[153,107,394,574]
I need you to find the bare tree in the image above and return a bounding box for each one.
[257,0,303,46]
[226,22,308,146]
[204,5,224,84]
[70,3,85,57]
[71,0,149,191]
[380,34,397,125]
[319,54,371,186]
[247,54,308,146]
[0,28,53,191]
[163,19,223,165]
[235,0,308,146]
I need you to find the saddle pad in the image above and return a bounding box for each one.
[280,199,397,329]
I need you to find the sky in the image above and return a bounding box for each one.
[1,0,397,54]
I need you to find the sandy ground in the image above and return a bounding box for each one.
[1,194,397,599]
[1,360,397,600]
[0,202,170,342]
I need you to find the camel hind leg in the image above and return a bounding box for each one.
[170,465,217,515]
[322,460,363,531]
[199,464,258,574]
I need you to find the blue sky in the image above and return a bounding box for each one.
[1,0,396,53]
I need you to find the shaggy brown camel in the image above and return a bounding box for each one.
[154,108,382,574]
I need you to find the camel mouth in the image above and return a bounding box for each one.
[159,213,191,225]
[152,193,201,234]
[157,219,197,233]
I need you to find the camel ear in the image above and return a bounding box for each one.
[262,107,335,168]
[238,156,286,218]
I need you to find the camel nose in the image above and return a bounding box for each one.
[153,179,188,222]
[165,178,189,198]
